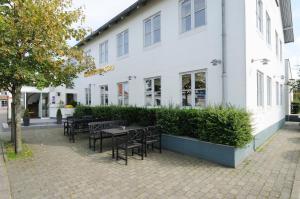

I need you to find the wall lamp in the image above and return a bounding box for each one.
[273,75,285,80]
[211,59,222,66]
[251,58,270,65]
[128,76,136,80]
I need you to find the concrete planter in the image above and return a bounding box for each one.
[162,134,254,168]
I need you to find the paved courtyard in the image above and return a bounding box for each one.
[1,122,300,199]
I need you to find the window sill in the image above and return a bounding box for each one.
[143,42,162,52]
[117,54,129,61]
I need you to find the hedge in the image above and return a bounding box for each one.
[74,105,253,148]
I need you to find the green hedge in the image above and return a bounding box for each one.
[74,105,253,148]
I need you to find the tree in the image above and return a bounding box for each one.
[0,0,94,153]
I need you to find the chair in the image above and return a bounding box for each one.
[64,116,73,136]
[116,129,144,165]
[143,126,162,157]
[88,122,103,151]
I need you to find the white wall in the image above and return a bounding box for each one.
[245,0,286,134]
[74,0,232,108]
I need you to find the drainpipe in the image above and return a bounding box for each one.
[221,0,227,105]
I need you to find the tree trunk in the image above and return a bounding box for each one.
[12,86,22,153]
[11,102,15,143]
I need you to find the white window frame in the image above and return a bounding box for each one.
[267,76,272,106]
[117,30,129,57]
[276,81,279,105]
[143,12,161,47]
[266,12,271,45]
[117,82,129,106]
[144,77,161,107]
[100,85,108,106]
[280,40,283,61]
[275,31,279,57]
[180,0,206,33]
[257,71,264,107]
[85,84,91,106]
[181,70,207,107]
[256,0,263,33]
[280,84,283,105]
[99,41,108,64]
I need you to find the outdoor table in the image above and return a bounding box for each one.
[101,126,141,159]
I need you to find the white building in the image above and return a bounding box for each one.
[74,0,294,142]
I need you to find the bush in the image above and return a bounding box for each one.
[291,102,300,114]
[74,105,253,148]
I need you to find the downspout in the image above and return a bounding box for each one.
[221,0,227,105]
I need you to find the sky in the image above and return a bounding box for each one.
[72,0,300,77]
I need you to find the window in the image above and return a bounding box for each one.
[100,85,108,106]
[267,76,272,106]
[99,41,108,64]
[256,0,263,33]
[275,31,279,57]
[117,30,129,57]
[180,0,206,33]
[118,82,129,106]
[280,40,283,61]
[85,84,91,105]
[257,71,264,107]
[280,84,283,105]
[145,77,161,106]
[1,100,8,107]
[266,12,271,44]
[144,13,161,47]
[181,71,206,107]
[276,82,279,105]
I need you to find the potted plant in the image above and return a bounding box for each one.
[23,109,30,126]
[56,108,62,124]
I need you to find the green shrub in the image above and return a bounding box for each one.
[291,102,300,114]
[74,105,253,148]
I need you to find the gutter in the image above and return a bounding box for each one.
[221,0,227,105]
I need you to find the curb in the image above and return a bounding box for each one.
[0,142,12,199]
[291,153,300,199]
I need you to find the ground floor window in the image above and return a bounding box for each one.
[257,71,264,107]
[181,71,206,107]
[85,84,91,105]
[267,76,272,106]
[145,77,161,106]
[276,82,279,105]
[1,100,7,107]
[280,84,283,105]
[118,82,129,106]
[100,85,109,105]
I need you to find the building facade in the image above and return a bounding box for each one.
[74,0,294,138]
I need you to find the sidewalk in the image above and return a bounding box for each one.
[0,143,12,199]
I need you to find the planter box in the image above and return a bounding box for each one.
[162,134,254,168]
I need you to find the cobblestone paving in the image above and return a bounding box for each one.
[2,122,300,199]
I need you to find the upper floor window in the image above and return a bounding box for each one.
[118,82,129,106]
[266,12,271,44]
[100,85,108,106]
[99,41,108,64]
[180,0,206,33]
[117,30,129,57]
[181,71,206,107]
[145,77,161,106]
[280,40,283,61]
[144,13,161,47]
[256,0,263,33]
[257,71,264,107]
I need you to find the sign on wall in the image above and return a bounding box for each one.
[84,65,114,77]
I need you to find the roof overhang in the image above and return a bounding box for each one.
[279,0,294,43]
[76,0,150,47]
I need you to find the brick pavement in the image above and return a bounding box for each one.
[1,122,300,199]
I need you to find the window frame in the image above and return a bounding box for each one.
[267,76,272,106]
[117,82,129,106]
[275,30,279,57]
[100,85,109,106]
[85,84,92,106]
[99,40,108,65]
[144,77,161,107]
[280,84,283,105]
[117,30,129,57]
[180,70,207,108]
[179,0,206,34]
[266,12,271,45]
[257,71,264,107]
[256,0,263,33]
[143,12,161,47]
[276,81,279,105]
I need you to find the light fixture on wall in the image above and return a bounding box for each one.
[273,75,285,80]
[128,76,136,80]
[211,59,222,66]
[251,58,270,65]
